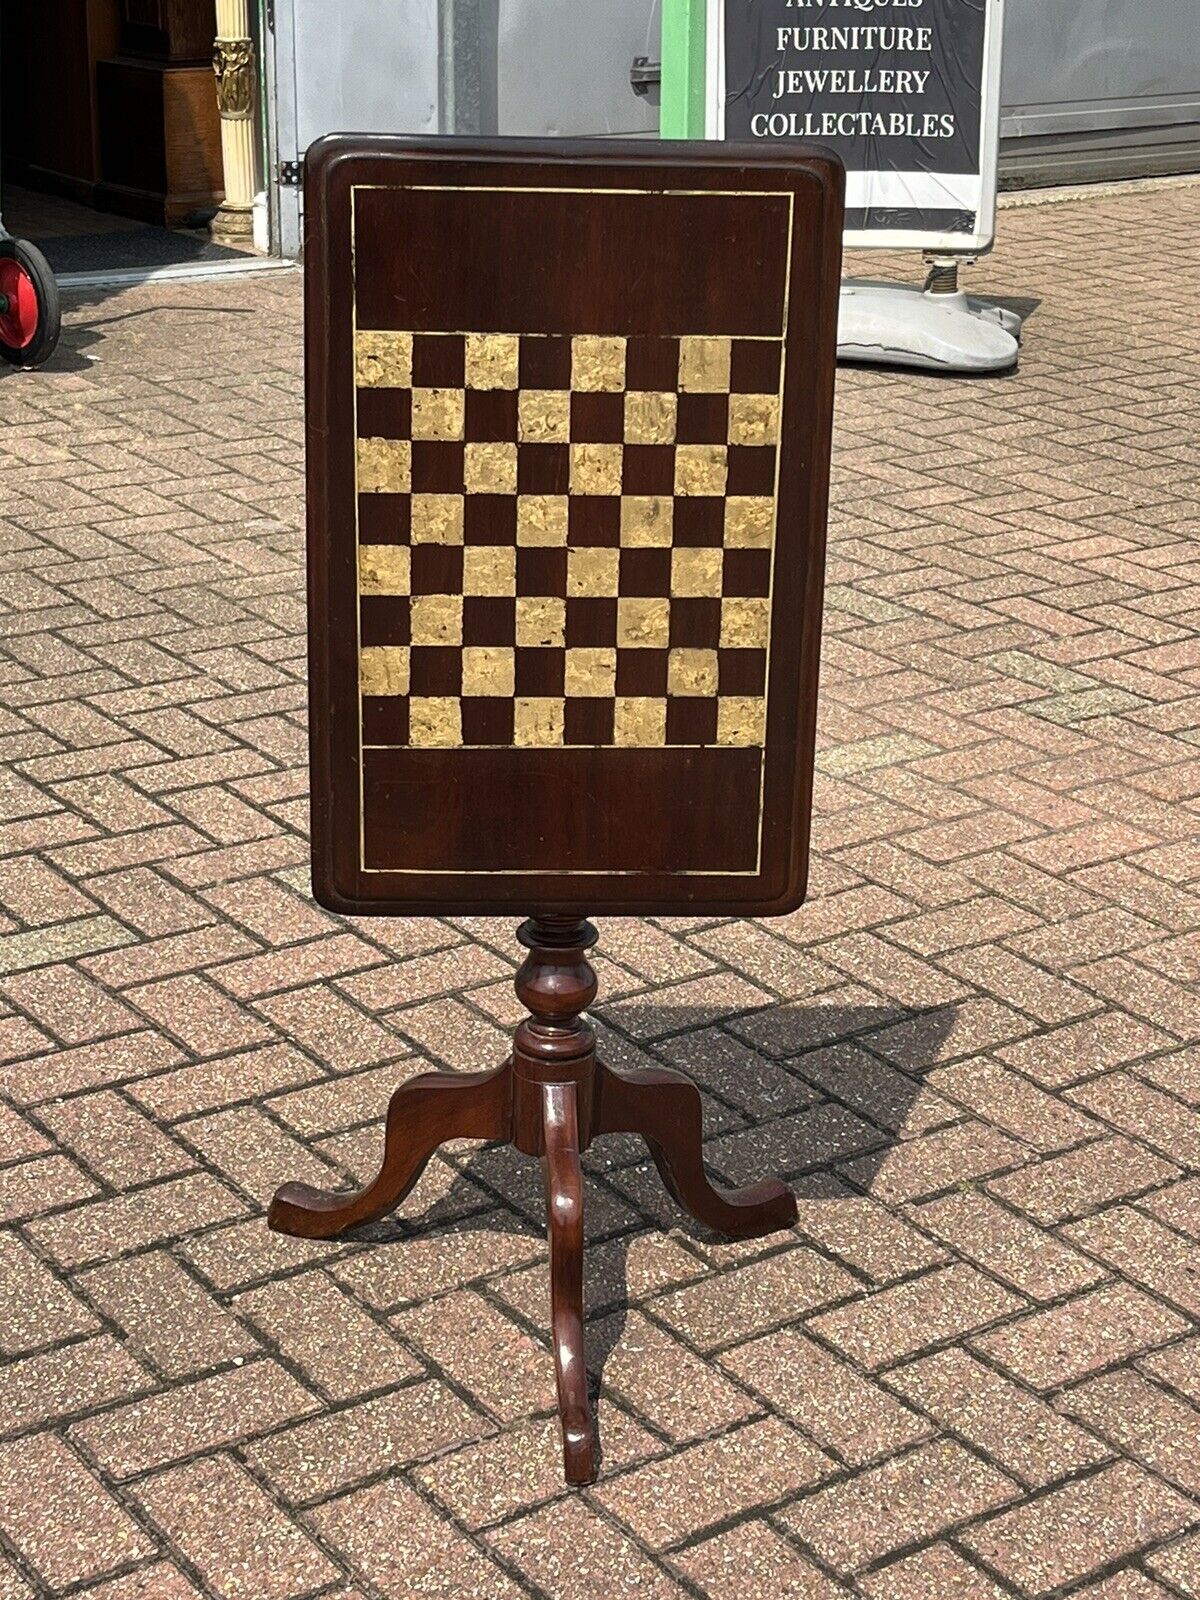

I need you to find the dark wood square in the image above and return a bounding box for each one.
[463,596,517,646]
[669,597,722,647]
[517,443,570,494]
[719,648,768,696]
[361,695,409,745]
[357,387,413,439]
[670,499,725,547]
[413,333,465,386]
[464,495,518,545]
[622,443,675,496]
[515,647,566,696]
[466,389,519,441]
[666,696,719,744]
[519,334,573,389]
[564,597,618,647]
[357,494,411,544]
[730,338,782,394]
[567,497,621,546]
[722,547,773,598]
[516,547,567,596]
[411,440,465,493]
[727,444,777,497]
[564,698,615,746]
[359,595,411,647]
[617,548,672,596]
[676,392,729,445]
[409,646,464,696]
[410,545,464,595]
[461,698,516,745]
[570,392,624,443]
[625,335,679,390]
[616,648,669,696]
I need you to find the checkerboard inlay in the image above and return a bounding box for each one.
[355,331,782,748]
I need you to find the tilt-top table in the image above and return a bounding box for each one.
[270,134,844,1484]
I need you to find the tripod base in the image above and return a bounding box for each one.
[268,917,797,1485]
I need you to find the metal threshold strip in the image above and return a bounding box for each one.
[58,255,297,292]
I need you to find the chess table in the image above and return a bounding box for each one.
[271,135,843,1483]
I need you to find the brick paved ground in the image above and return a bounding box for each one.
[1,179,1199,1600]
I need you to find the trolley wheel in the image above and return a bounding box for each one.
[0,238,61,368]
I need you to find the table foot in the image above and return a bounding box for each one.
[541,1079,597,1485]
[593,1061,797,1239]
[267,1063,512,1238]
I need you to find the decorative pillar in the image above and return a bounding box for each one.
[211,0,258,241]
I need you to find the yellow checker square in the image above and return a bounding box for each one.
[355,330,412,389]
[668,648,719,697]
[514,697,565,747]
[567,546,620,599]
[409,594,463,646]
[679,336,732,393]
[614,697,667,747]
[724,496,775,548]
[572,335,626,392]
[720,596,771,650]
[518,390,571,444]
[717,695,767,747]
[461,646,515,697]
[409,697,462,747]
[358,544,411,596]
[516,495,569,546]
[564,647,617,698]
[411,387,465,441]
[570,443,623,496]
[671,546,724,599]
[465,333,519,390]
[359,646,409,697]
[675,444,728,497]
[617,597,671,649]
[464,442,518,495]
[516,596,566,648]
[728,393,781,447]
[463,546,517,597]
[624,391,677,445]
[619,495,673,547]
[357,437,411,494]
[411,493,465,545]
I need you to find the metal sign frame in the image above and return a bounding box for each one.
[664,0,1005,253]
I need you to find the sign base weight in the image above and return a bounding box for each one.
[838,278,1022,373]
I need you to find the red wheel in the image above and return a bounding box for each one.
[0,239,61,368]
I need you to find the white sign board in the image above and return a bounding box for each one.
[706,0,1005,251]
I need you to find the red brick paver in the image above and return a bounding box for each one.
[1,180,1199,1596]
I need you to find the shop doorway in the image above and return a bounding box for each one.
[1,0,261,278]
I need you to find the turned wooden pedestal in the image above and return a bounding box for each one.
[268,917,797,1484]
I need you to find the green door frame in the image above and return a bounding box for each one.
[660,0,708,137]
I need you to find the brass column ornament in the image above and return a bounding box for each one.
[211,0,259,241]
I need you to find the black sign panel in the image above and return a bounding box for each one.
[722,0,993,245]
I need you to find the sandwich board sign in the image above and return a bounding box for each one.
[662,0,1005,253]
